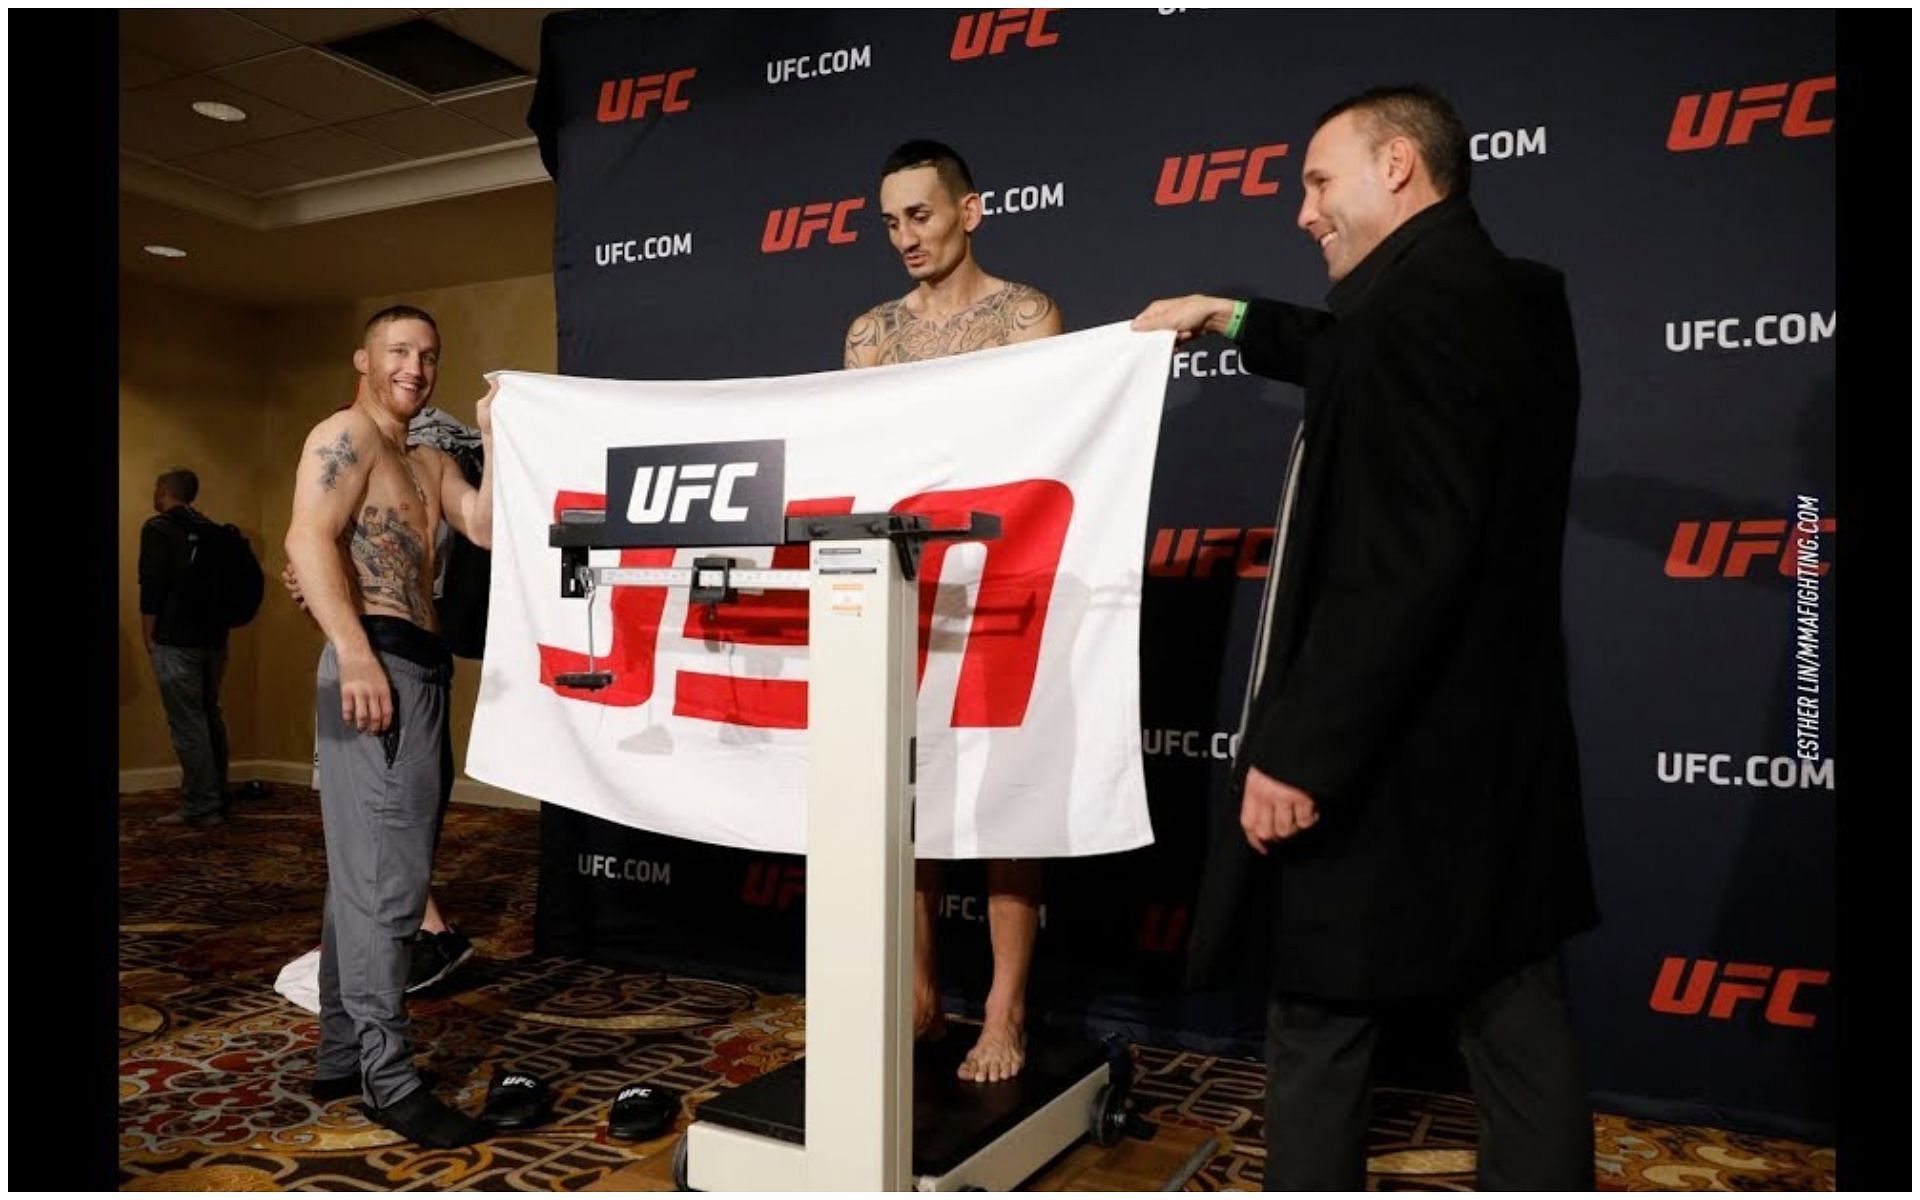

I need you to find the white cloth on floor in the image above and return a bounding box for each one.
[274,945,323,1014]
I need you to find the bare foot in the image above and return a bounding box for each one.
[957,1016,1025,1083]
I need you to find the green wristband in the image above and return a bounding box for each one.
[1224,299,1248,340]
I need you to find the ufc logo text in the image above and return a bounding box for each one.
[627,463,759,525]
[950,9,1058,60]
[742,862,807,911]
[762,199,865,253]
[1665,518,1834,579]
[1148,527,1272,580]
[1667,75,1834,151]
[1648,957,1829,1028]
[1155,145,1289,206]
[596,69,697,123]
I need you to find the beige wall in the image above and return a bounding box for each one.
[119,277,272,770]
[120,272,556,781]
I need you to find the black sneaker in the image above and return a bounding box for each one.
[406,927,476,994]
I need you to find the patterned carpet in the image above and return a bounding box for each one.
[119,784,1835,1190]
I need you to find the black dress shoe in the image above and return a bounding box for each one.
[360,1086,488,1148]
[311,1067,438,1103]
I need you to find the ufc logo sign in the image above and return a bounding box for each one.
[1667,75,1834,151]
[605,440,784,546]
[1154,145,1289,206]
[1147,526,1272,580]
[742,862,807,911]
[951,9,1058,60]
[1665,518,1834,579]
[596,68,697,123]
[539,479,1073,731]
[762,198,865,253]
[1648,957,1829,1028]
[627,463,758,525]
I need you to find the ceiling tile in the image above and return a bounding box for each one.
[119,101,215,162]
[243,9,417,43]
[325,17,526,97]
[441,82,538,138]
[170,146,319,195]
[249,127,408,178]
[429,9,557,74]
[121,75,319,161]
[339,105,509,159]
[122,46,189,90]
[212,47,423,124]
[119,10,294,73]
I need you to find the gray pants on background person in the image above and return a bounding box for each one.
[150,644,230,820]
[312,639,453,1108]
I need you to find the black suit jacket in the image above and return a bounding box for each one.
[1188,196,1599,1002]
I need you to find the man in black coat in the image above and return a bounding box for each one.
[1134,85,1598,1190]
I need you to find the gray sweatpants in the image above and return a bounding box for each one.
[149,643,230,819]
[312,643,453,1107]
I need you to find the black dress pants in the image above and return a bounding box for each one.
[1263,950,1595,1191]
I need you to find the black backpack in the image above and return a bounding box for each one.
[182,519,266,629]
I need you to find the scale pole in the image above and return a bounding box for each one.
[804,536,917,1190]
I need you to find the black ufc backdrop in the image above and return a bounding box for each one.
[522,10,1835,1138]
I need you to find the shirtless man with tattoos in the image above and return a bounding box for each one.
[844,140,1062,1084]
[282,305,496,1147]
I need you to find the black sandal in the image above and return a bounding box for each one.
[482,1067,552,1130]
[607,1082,681,1142]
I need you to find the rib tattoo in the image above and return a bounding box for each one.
[350,505,430,625]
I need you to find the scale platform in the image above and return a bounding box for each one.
[688,1031,1121,1188]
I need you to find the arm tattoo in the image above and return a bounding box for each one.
[867,282,1058,364]
[314,431,358,491]
[844,312,881,368]
[350,505,432,626]
[1005,282,1057,334]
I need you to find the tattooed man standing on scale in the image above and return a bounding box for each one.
[843,140,1062,1084]
[283,305,496,1148]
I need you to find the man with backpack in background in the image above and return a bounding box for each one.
[139,467,265,828]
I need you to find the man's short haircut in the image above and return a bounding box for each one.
[157,468,199,505]
[1317,85,1471,199]
[880,139,975,199]
[364,304,439,342]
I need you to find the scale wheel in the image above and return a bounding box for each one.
[671,1135,692,1190]
[1089,1081,1131,1148]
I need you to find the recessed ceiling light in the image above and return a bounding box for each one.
[191,100,249,123]
[144,245,188,258]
